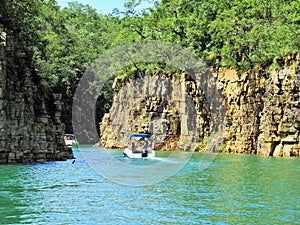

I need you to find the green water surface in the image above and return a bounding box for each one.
[0,147,299,224]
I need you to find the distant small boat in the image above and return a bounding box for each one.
[123,133,155,159]
[64,134,79,147]
[64,134,78,159]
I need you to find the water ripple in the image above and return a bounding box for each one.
[0,147,299,224]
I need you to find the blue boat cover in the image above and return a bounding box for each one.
[128,133,151,138]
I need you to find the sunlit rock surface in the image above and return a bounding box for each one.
[98,54,300,157]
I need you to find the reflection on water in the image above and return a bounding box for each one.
[0,147,299,224]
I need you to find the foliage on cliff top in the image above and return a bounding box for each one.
[124,0,300,72]
[2,0,299,83]
[1,0,299,130]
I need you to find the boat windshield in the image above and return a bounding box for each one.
[127,133,152,151]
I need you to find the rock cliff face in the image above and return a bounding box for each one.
[0,45,69,163]
[98,55,300,157]
[219,55,300,157]
[98,71,224,152]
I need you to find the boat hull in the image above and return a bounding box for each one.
[65,140,79,146]
[123,148,155,159]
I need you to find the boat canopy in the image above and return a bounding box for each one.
[64,134,77,139]
[128,133,151,139]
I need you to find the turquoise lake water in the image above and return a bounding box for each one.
[0,146,299,225]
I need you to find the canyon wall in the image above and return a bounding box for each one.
[0,44,70,163]
[220,55,300,157]
[98,55,300,157]
[98,71,224,152]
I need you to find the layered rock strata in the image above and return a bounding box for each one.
[217,55,300,157]
[0,45,69,163]
[98,55,300,157]
[98,72,224,151]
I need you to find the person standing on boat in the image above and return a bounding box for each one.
[142,140,149,154]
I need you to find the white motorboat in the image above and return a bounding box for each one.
[63,134,78,159]
[64,134,79,147]
[123,133,155,159]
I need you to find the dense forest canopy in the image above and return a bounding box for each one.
[1,0,299,132]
